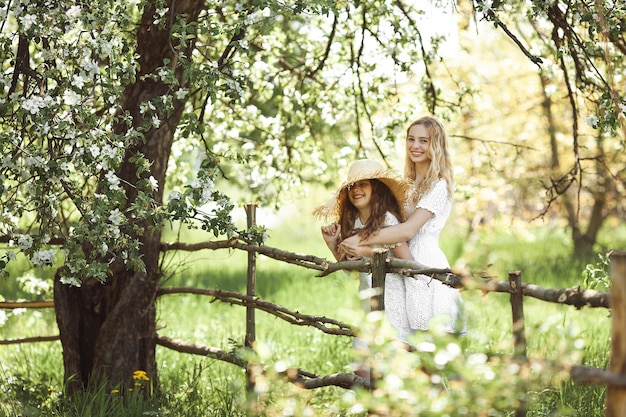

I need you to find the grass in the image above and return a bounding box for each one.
[1,204,624,416]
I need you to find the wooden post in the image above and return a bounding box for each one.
[370,249,388,312]
[367,249,388,390]
[509,271,527,358]
[607,250,626,417]
[509,270,527,417]
[244,204,258,413]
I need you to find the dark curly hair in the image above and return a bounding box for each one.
[338,179,404,241]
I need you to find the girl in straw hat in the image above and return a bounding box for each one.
[341,116,466,336]
[314,159,415,343]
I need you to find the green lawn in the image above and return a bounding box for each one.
[1,204,623,416]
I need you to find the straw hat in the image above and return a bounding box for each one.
[313,159,412,222]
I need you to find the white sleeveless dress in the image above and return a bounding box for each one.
[355,212,412,342]
[405,178,466,334]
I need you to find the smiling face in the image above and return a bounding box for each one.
[347,179,373,212]
[406,123,431,166]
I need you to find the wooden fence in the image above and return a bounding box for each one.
[1,204,626,415]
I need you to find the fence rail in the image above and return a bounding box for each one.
[0,204,624,414]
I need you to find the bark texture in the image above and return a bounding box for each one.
[54,0,204,394]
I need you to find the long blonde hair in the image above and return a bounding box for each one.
[404,116,454,202]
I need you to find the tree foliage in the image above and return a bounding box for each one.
[454,0,626,253]
[0,0,624,394]
[0,0,460,391]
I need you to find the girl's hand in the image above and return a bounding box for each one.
[339,239,368,260]
[321,223,341,249]
[341,234,360,246]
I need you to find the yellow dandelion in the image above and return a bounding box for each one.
[133,370,150,381]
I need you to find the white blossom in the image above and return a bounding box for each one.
[168,191,181,201]
[148,176,159,191]
[192,178,215,204]
[108,208,124,225]
[25,156,44,167]
[18,273,51,295]
[60,276,81,287]
[94,193,109,201]
[2,210,18,227]
[63,90,81,106]
[80,56,100,76]
[20,14,36,30]
[67,5,81,19]
[158,68,169,80]
[175,89,188,100]
[31,249,57,267]
[89,145,100,158]
[71,74,86,89]
[101,144,118,160]
[22,96,47,114]
[585,115,599,128]
[17,235,33,250]
[1,155,14,168]
[105,171,121,190]
[109,225,121,238]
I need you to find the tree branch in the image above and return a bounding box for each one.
[157,287,355,336]
[394,0,438,113]
[475,2,542,67]
[160,239,610,309]
[155,335,370,389]
[0,335,59,345]
[0,300,55,309]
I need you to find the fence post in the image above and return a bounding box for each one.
[365,249,388,389]
[370,249,388,312]
[509,270,527,417]
[607,250,626,417]
[244,204,259,414]
[509,271,526,358]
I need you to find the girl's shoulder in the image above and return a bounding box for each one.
[383,210,401,225]
[424,178,449,197]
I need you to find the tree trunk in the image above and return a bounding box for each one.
[54,0,204,394]
[538,72,608,257]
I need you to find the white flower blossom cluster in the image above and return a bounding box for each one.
[106,171,121,190]
[31,249,57,268]
[18,273,52,296]
[21,95,53,114]
[60,276,81,287]
[191,177,215,205]
[1,211,19,233]
[17,235,34,250]
[585,115,599,128]
[148,176,159,191]
[108,208,125,225]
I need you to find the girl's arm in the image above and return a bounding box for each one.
[338,240,411,261]
[342,207,433,248]
[391,241,412,260]
[339,244,374,260]
[320,223,342,261]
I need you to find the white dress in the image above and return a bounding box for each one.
[405,179,466,334]
[355,212,412,343]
